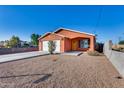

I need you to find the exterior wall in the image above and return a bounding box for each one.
[0,48,38,55]
[38,40,42,51]
[55,29,93,39]
[41,34,62,41]
[89,36,95,51]
[60,39,65,52]
[63,37,95,52]
[39,29,95,52]
[71,37,89,51]
[64,38,71,52]
[39,33,64,52]
[56,29,95,51]
[104,41,124,77]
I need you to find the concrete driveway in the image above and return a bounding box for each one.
[0,51,49,63]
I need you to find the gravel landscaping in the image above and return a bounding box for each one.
[0,53,124,88]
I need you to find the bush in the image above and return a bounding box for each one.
[95,42,104,53]
[118,40,124,45]
[48,41,56,54]
[112,44,124,52]
[112,47,124,52]
[87,50,102,56]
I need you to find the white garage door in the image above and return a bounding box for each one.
[54,40,60,52]
[43,41,49,52]
[43,40,60,53]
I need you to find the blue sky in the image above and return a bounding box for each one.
[0,5,124,43]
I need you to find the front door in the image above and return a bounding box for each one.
[72,40,78,50]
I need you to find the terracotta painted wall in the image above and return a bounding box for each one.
[89,36,95,51]
[60,39,65,52]
[41,34,62,41]
[71,38,89,51]
[56,29,92,39]
[38,40,42,51]
[39,29,95,52]
[39,33,65,52]
[56,29,95,51]
[64,38,71,52]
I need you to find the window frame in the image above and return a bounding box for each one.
[79,39,90,49]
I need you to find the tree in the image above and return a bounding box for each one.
[4,40,10,48]
[5,36,20,48]
[9,35,20,48]
[23,43,30,48]
[118,40,124,45]
[48,41,56,54]
[31,33,40,46]
[95,42,104,53]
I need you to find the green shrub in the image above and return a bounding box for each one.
[87,50,102,56]
[118,40,124,45]
[48,41,56,54]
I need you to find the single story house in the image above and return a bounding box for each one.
[38,28,96,53]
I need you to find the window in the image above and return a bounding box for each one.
[79,39,89,48]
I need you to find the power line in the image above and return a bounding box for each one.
[94,6,103,36]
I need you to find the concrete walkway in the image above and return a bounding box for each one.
[61,51,83,56]
[0,51,49,63]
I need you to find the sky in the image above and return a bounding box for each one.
[0,5,124,43]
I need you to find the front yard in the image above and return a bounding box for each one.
[0,53,124,88]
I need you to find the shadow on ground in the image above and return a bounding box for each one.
[0,73,53,84]
[0,73,52,78]
[33,74,52,84]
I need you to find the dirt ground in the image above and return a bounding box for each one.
[0,53,124,88]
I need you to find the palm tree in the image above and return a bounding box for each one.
[31,33,40,46]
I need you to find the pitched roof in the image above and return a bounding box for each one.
[54,27,95,36]
[38,27,95,40]
[38,32,69,40]
[38,32,51,40]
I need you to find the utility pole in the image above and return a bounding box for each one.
[93,6,103,43]
[118,36,122,43]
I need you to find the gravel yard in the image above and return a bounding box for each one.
[0,53,124,88]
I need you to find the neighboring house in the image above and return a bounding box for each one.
[18,41,34,48]
[20,41,27,47]
[0,41,4,47]
[0,45,4,48]
[0,41,5,48]
[38,28,96,52]
[19,41,30,47]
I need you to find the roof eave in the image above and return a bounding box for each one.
[38,32,51,40]
[54,27,95,36]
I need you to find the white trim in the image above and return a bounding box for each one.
[54,27,95,36]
